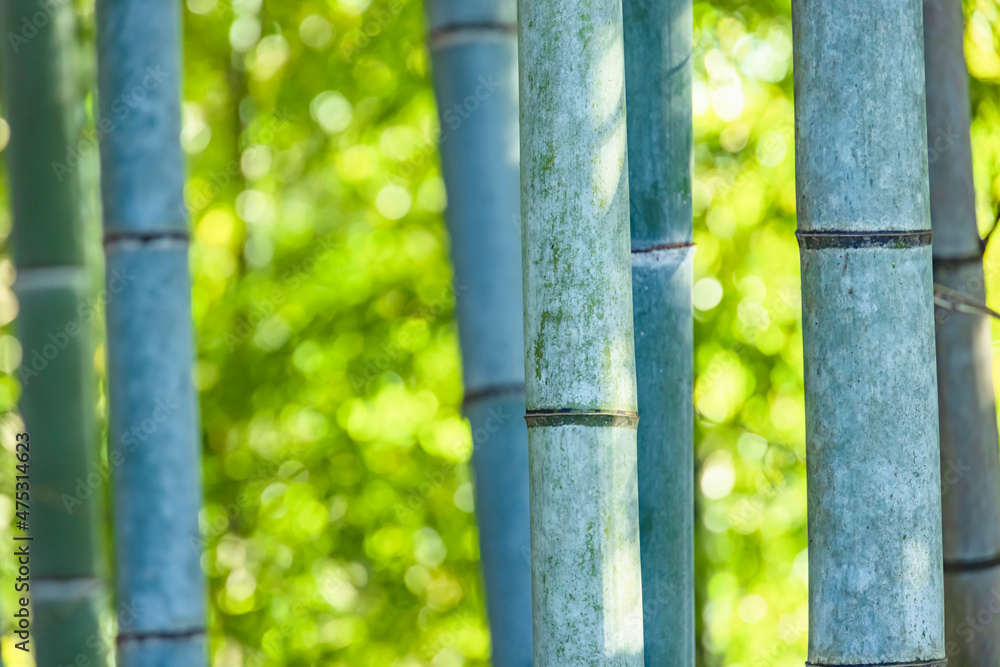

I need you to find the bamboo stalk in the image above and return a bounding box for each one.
[94,0,207,662]
[427,1,533,665]
[0,0,107,663]
[792,1,946,664]
[923,0,1000,662]
[518,0,644,662]
[623,0,695,663]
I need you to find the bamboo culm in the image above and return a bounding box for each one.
[923,0,1000,662]
[623,0,695,663]
[95,0,207,663]
[518,0,644,663]
[792,1,946,664]
[427,1,532,665]
[1,0,107,663]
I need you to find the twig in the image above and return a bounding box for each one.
[933,283,1000,320]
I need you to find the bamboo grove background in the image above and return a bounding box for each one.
[0,0,999,664]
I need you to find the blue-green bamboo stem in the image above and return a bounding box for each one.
[427,1,532,665]
[519,0,644,663]
[623,0,694,663]
[95,0,207,663]
[792,1,946,664]
[923,0,1000,662]
[1,0,107,663]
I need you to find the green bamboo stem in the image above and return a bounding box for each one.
[95,0,207,662]
[923,0,1000,662]
[427,1,533,664]
[792,1,946,665]
[0,0,107,663]
[518,0,644,662]
[623,0,695,663]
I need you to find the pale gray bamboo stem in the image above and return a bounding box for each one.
[95,0,207,663]
[923,0,1000,662]
[792,1,946,664]
[427,1,532,664]
[519,0,644,663]
[623,0,695,663]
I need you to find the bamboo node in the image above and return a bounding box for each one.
[796,230,932,250]
[524,410,639,429]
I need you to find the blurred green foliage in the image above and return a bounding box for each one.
[0,0,998,665]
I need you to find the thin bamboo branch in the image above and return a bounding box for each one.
[932,283,1000,320]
